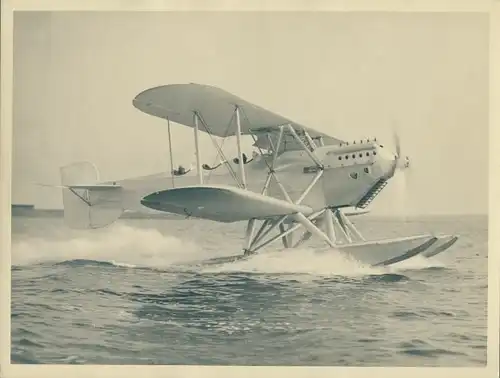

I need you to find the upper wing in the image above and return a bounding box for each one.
[132,83,344,148]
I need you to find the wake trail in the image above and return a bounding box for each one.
[11,224,227,268]
[11,223,447,278]
[200,247,389,279]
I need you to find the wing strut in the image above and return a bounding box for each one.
[167,117,175,188]
[235,106,247,189]
[193,112,203,184]
[194,106,249,190]
[286,124,323,167]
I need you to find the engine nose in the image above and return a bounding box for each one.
[373,144,410,179]
[369,144,396,178]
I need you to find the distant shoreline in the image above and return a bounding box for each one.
[11,208,182,220]
[10,208,488,220]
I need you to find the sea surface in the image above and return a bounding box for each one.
[10,214,488,366]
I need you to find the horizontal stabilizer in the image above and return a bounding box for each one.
[68,184,122,190]
[60,162,124,229]
[141,185,314,223]
[37,183,122,190]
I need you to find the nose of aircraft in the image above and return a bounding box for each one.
[374,144,410,180]
[374,145,398,177]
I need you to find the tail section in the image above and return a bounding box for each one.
[60,161,124,229]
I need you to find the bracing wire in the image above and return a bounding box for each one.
[196,112,242,187]
[199,113,238,181]
[205,116,235,183]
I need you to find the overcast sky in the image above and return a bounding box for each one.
[12,11,489,215]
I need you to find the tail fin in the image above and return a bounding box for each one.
[60,161,124,229]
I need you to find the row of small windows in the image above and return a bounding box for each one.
[340,139,376,146]
[338,151,377,160]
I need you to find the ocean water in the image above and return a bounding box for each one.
[10,214,488,366]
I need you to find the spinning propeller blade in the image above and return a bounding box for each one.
[389,127,414,217]
[393,130,401,160]
[391,128,410,172]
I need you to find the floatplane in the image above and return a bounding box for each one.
[56,83,458,267]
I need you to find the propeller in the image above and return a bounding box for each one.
[392,129,410,172]
[390,128,413,217]
[394,131,401,160]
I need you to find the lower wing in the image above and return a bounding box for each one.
[140,184,314,223]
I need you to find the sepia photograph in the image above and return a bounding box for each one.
[5,7,493,370]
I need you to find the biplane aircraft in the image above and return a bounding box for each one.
[57,83,458,267]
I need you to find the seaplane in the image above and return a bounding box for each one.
[56,83,459,267]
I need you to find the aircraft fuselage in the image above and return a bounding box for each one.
[104,139,403,214]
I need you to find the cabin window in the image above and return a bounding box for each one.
[303,166,320,174]
[364,167,370,174]
[352,154,355,159]
[373,151,377,155]
[338,156,342,160]
[366,152,370,157]
[359,153,363,158]
[346,155,349,159]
